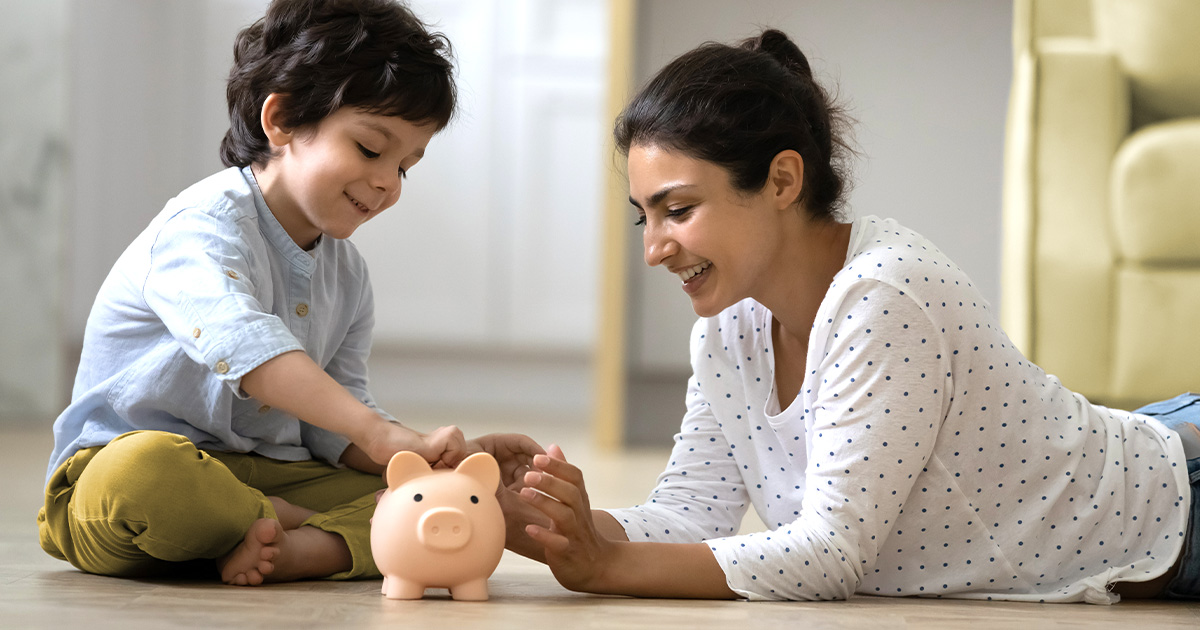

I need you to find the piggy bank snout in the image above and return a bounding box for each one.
[416,507,472,551]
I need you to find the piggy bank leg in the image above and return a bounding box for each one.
[383,575,426,600]
[449,577,489,601]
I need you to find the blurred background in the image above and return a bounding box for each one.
[0,0,1013,452]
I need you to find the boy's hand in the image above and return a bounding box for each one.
[357,419,467,470]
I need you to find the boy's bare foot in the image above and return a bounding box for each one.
[218,518,354,586]
[218,518,283,585]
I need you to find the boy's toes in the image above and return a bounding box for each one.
[245,569,263,586]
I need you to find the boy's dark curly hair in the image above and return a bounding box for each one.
[220,0,456,168]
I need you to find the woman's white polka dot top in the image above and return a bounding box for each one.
[605,216,1190,603]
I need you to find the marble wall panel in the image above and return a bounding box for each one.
[0,1,69,421]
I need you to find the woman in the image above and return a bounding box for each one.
[507,29,1199,603]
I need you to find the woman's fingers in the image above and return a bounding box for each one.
[519,484,579,531]
[532,448,585,488]
[525,524,571,553]
[523,469,586,511]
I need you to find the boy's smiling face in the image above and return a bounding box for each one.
[255,94,437,249]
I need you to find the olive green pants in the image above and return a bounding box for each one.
[38,430,385,580]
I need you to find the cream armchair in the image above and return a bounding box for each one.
[1002,0,1200,408]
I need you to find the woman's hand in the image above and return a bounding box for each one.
[519,444,618,592]
[466,433,551,559]
[466,433,545,487]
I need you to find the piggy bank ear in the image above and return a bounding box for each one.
[386,451,433,490]
[455,452,500,491]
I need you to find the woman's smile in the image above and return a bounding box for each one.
[678,260,712,295]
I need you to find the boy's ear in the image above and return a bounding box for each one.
[260,92,294,148]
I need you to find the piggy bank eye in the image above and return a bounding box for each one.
[413,493,423,502]
[470,495,479,504]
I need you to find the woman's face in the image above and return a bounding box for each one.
[627,143,783,317]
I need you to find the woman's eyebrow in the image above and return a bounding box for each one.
[629,183,696,209]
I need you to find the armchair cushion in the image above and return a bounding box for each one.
[1093,0,1200,125]
[1111,118,1200,263]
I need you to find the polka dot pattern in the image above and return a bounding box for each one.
[604,216,1190,603]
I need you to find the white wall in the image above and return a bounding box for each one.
[69,0,269,339]
[622,0,1014,442]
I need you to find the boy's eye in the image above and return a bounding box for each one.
[358,144,380,159]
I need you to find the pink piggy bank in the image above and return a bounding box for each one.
[371,451,505,601]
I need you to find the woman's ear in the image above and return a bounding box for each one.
[767,149,805,210]
[260,93,294,148]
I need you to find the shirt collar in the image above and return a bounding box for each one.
[240,165,320,272]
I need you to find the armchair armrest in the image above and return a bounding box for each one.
[1001,38,1129,400]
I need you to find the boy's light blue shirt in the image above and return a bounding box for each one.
[47,166,392,482]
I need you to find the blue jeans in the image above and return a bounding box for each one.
[1134,393,1200,600]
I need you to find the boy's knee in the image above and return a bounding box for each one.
[74,431,210,514]
[69,430,265,563]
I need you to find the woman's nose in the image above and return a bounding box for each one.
[643,223,678,267]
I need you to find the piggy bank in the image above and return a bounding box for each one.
[370,451,505,601]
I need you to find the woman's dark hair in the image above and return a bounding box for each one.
[614,29,853,220]
[220,0,457,168]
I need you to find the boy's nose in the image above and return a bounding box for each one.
[370,169,401,200]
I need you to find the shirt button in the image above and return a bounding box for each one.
[296,303,309,317]
[226,270,239,280]
[215,360,230,374]
[258,405,271,414]
[192,328,201,338]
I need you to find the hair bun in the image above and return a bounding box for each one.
[745,29,813,81]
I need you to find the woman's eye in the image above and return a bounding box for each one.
[358,144,380,159]
[667,206,693,218]
[633,215,646,226]
[398,166,408,179]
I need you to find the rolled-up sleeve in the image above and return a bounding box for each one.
[142,208,304,397]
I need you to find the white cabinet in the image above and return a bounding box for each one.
[355,0,610,353]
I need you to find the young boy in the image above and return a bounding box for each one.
[39,0,541,586]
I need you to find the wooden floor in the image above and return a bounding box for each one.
[3,419,1199,629]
